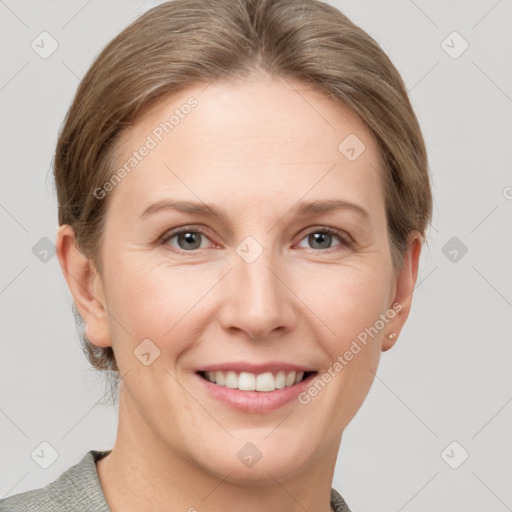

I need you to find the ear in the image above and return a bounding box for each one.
[381,231,423,352]
[56,224,112,348]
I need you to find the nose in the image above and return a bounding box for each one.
[218,243,297,340]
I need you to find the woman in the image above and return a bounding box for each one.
[1,0,432,510]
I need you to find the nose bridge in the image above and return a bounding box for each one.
[222,235,293,338]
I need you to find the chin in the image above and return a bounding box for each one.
[191,438,318,485]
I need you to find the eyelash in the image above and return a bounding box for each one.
[159,226,353,253]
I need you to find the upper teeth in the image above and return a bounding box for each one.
[204,370,305,392]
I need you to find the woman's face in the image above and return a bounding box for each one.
[64,75,420,482]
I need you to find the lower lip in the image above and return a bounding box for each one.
[195,372,316,413]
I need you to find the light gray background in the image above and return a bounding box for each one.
[1,1,511,511]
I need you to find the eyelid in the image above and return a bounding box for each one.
[159,225,217,248]
[298,225,353,248]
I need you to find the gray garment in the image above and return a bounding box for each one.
[1,450,352,511]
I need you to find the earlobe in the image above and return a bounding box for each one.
[56,225,112,348]
[382,232,423,352]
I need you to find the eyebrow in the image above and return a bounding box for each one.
[139,198,369,228]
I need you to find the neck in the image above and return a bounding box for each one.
[96,389,339,512]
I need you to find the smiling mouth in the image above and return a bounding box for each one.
[197,370,317,392]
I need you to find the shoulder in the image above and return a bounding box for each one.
[331,486,352,512]
[1,452,349,512]
[0,450,111,512]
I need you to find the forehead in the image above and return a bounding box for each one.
[107,76,385,219]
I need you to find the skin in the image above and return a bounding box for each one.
[57,74,422,512]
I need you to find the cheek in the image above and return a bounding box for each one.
[289,263,391,433]
[295,260,392,348]
[104,257,215,359]
[105,245,393,371]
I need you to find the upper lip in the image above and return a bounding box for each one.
[196,362,316,374]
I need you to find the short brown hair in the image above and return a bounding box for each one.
[54,0,433,404]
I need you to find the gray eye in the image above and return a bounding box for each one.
[163,229,211,251]
[296,229,345,250]
[308,232,333,249]
[175,231,203,250]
